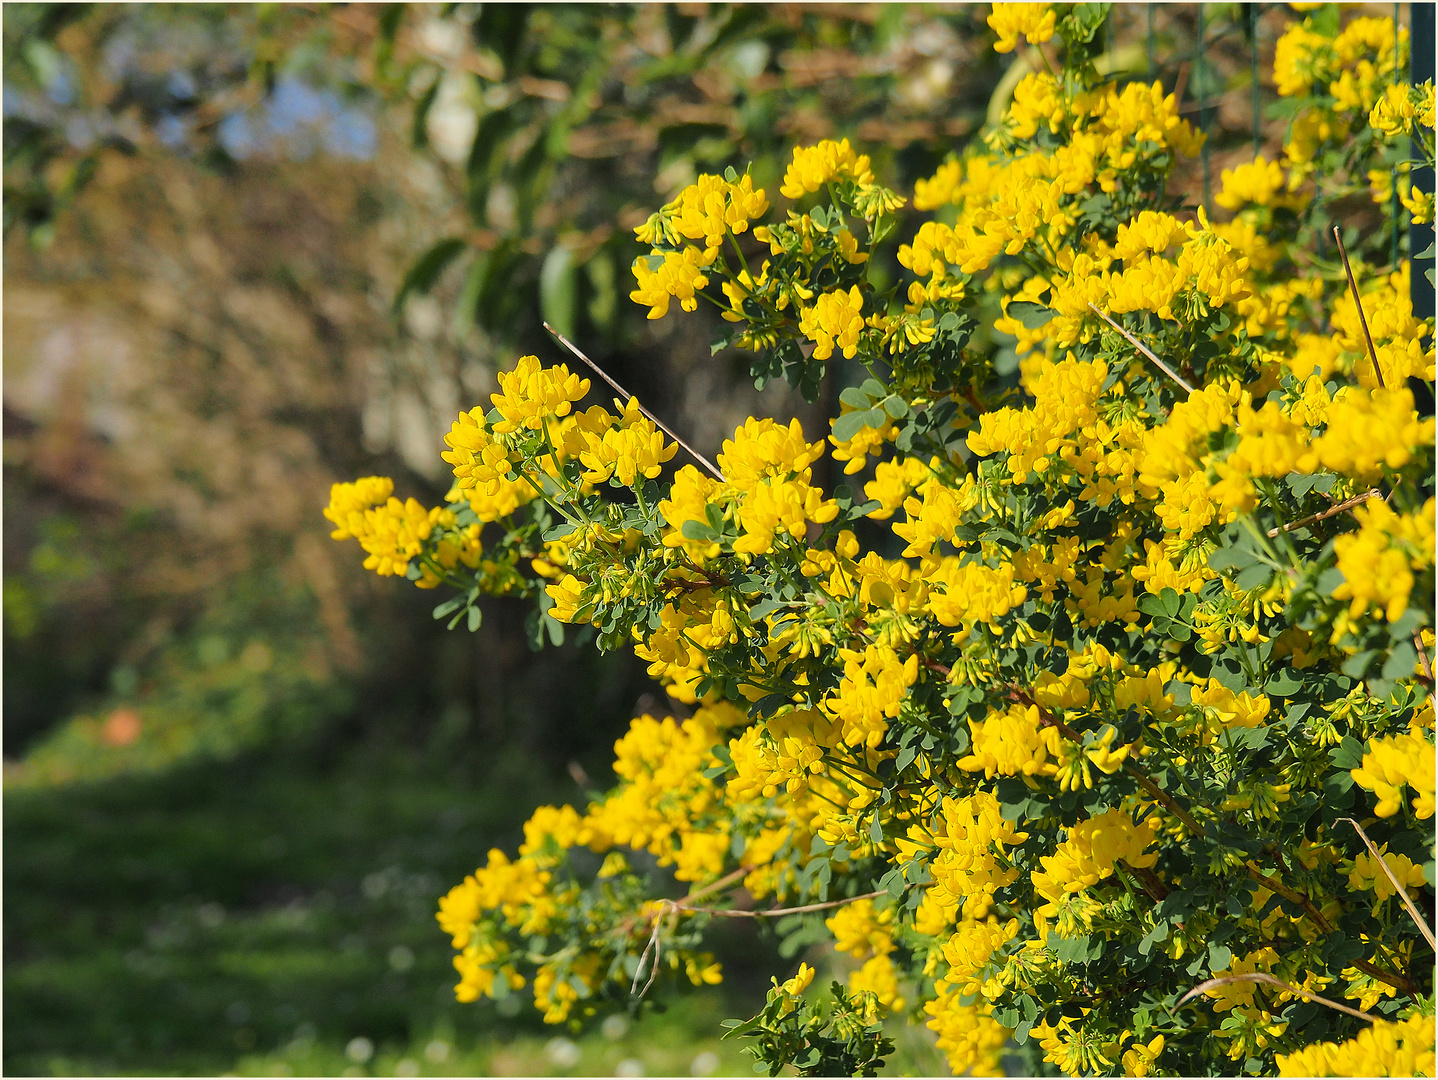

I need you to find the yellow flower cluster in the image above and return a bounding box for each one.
[491,355,590,434]
[567,397,677,487]
[987,2,1056,53]
[327,5,1436,1069]
[435,706,742,1013]
[629,246,715,320]
[798,285,865,361]
[779,138,874,200]
[1370,81,1437,138]
[915,791,1029,917]
[324,476,395,539]
[1275,14,1409,167]
[1352,731,1437,820]
[1030,808,1161,919]
[1276,1014,1436,1077]
[1215,155,1304,211]
[1332,497,1435,623]
[325,478,463,580]
[923,991,1011,1076]
[1348,844,1427,904]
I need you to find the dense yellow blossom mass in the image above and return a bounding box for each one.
[328,4,1434,1076]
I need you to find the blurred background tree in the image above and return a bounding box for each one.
[3,2,1346,1074]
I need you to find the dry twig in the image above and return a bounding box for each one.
[1087,303,1196,393]
[1266,489,1382,537]
[1179,972,1379,1022]
[543,322,726,482]
[1332,227,1385,388]
[1339,817,1438,953]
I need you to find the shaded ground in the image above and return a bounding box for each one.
[3,730,781,1077]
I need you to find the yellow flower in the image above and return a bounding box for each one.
[779,961,815,997]
[779,138,874,200]
[799,286,866,361]
[826,898,895,960]
[718,416,828,492]
[1031,808,1161,918]
[924,992,1011,1076]
[1276,1015,1436,1077]
[1352,731,1436,820]
[1122,1034,1165,1077]
[490,355,591,435]
[1215,155,1302,211]
[1331,497,1434,624]
[1348,844,1428,904]
[324,476,394,540]
[988,3,1056,53]
[848,953,905,1015]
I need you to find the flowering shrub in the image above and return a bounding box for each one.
[329,5,1435,1076]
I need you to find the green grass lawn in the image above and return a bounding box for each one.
[3,732,772,1077]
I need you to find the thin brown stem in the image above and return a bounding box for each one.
[1179,973,1379,1022]
[1332,227,1385,388]
[1246,860,1418,996]
[1339,817,1438,953]
[1120,860,1171,902]
[1087,303,1196,394]
[542,322,726,482]
[681,865,754,905]
[1266,488,1382,537]
[677,888,892,919]
[1417,633,1434,685]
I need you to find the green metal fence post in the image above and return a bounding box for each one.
[1251,3,1262,158]
[1198,3,1211,214]
[1147,5,1155,81]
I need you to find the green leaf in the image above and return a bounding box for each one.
[544,611,565,647]
[1208,543,1259,572]
[832,407,886,442]
[433,596,465,619]
[467,605,483,632]
[1052,934,1099,964]
[1330,736,1366,771]
[859,379,887,398]
[1382,641,1417,682]
[682,520,719,542]
[1006,300,1053,330]
[1265,668,1303,696]
[538,244,577,339]
[1342,650,1377,678]
[410,75,441,150]
[1138,920,1169,956]
[393,237,467,314]
[881,395,909,420]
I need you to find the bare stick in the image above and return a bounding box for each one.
[542,322,726,482]
[680,865,753,905]
[1088,303,1196,394]
[1340,817,1438,953]
[1415,633,1433,684]
[1266,488,1382,537]
[1332,227,1385,389]
[1179,973,1379,1022]
[676,888,891,919]
[631,903,669,999]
